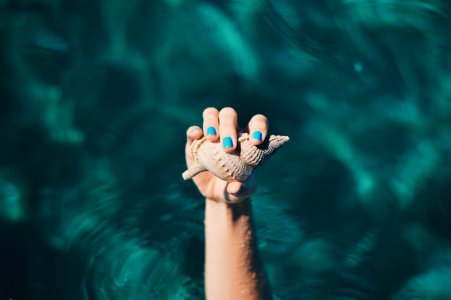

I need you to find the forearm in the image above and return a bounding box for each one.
[204,198,272,300]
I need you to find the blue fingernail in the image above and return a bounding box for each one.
[252,131,263,141]
[223,137,233,149]
[207,127,217,136]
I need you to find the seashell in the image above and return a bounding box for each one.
[182,133,289,182]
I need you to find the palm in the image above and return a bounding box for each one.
[185,141,231,202]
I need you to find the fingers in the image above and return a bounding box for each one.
[248,114,268,146]
[186,126,203,146]
[203,107,219,141]
[200,107,268,150]
[185,126,203,167]
[219,107,239,153]
[225,176,257,203]
[185,125,214,188]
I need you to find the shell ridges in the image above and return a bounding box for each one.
[183,133,289,182]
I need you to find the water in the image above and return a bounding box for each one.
[1,0,451,299]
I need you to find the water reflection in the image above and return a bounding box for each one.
[1,0,451,299]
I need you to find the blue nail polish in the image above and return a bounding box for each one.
[252,131,263,141]
[207,127,216,136]
[223,137,233,149]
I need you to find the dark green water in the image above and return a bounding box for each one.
[1,0,451,299]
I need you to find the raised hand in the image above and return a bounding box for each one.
[185,107,269,203]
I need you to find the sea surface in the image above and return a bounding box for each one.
[1,0,451,299]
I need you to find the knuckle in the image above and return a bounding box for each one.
[186,127,195,136]
[219,123,235,131]
[252,114,268,123]
[219,108,238,127]
[203,107,219,117]
[251,120,267,127]
[187,127,202,142]
[187,126,200,135]
[219,107,237,118]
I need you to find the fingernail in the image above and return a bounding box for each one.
[207,127,217,136]
[207,126,216,135]
[252,131,263,141]
[223,137,233,149]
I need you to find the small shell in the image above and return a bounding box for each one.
[182,133,289,182]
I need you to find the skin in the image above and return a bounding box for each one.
[185,107,272,300]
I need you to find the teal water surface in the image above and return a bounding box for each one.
[1,0,451,299]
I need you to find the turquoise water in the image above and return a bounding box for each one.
[1,0,451,299]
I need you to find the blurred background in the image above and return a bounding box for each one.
[1,0,451,299]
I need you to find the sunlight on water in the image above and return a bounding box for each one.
[0,181,25,222]
[1,0,451,299]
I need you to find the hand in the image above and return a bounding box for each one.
[185,107,269,203]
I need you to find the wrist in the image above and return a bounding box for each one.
[205,197,252,229]
[206,197,251,211]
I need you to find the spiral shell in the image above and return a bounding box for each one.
[182,133,289,182]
